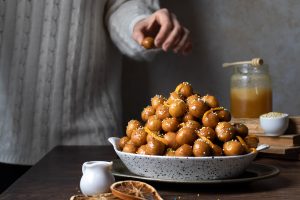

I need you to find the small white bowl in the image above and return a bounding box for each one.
[108,137,269,181]
[259,112,289,136]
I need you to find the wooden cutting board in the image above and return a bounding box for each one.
[232,116,300,160]
[231,116,300,135]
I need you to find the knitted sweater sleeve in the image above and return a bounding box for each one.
[105,0,160,60]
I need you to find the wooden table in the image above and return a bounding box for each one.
[1,146,300,200]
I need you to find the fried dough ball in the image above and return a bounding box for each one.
[176,127,197,146]
[186,94,201,106]
[151,95,166,109]
[123,143,137,153]
[145,139,165,155]
[176,82,193,98]
[169,99,187,118]
[146,134,155,142]
[175,144,193,157]
[244,135,259,148]
[145,115,162,132]
[202,112,219,128]
[162,117,179,132]
[217,109,231,122]
[234,123,249,138]
[126,120,141,137]
[215,122,235,142]
[136,145,147,155]
[141,37,155,49]
[202,95,219,108]
[131,128,147,147]
[119,136,130,150]
[155,104,170,120]
[211,144,223,156]
[195,127,217,141]
[164,132,180,149]
[193,138,211,157]
[223,140,245,156]
[165,149,176,156]
[167,91,184,104]
[183,112,196,122]
[188,99,209,118]
[183,120,201,130]
[141,106,155,122]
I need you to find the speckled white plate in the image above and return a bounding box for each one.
[112,159,279,184]
[108,137,270,181]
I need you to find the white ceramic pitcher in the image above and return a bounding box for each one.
[80,161,115,196]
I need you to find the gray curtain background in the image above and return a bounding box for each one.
[122,0,300,127]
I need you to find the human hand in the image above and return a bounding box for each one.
[132,8,192,55]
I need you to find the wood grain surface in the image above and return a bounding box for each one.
[1,146,300,200]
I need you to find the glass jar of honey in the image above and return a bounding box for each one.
[230,61,272,118]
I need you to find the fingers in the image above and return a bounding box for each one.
[132,8,192,55]
[153,9,191,54]
[162,14,183,51]
[173,27,191,54]
[153,9,174,48]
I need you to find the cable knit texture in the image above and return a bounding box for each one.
[0,0,159,165]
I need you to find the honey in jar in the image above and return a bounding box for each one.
[229,61,272,118]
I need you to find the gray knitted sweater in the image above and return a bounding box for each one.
[0,0,159,165]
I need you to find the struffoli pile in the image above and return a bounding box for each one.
[119,82,259,157]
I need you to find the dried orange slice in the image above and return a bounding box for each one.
[199,136,215,149]
[236,136,251,153]
[144,127,168,145]
[202,107,225,119]
[110,180,163,200]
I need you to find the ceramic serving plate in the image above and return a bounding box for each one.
[111,159,279,184]
[108,137,269,181]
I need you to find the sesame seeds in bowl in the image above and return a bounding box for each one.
[260,112,289,136]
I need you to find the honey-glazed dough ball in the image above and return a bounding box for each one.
[162,117,179,132]
[165,149,176,156]
[234,123,249,138]
[223,140,245,156]
[211,144,223,156]
[217,109,231,122]
[126,120,141,137]
[175,144,193,157]
[141,106,156,122]
[244,135,259,148]
[119,136,130,150]
[195,127,217,141]
[215,122,235,143]
[146,134,155,143]
[176,127,197,146]
[188,99,209,118]
[202,111,219,129]
[155,104,170,120]
[186,94,201,106]
[167,91,184,104]
[145,139,166,155]
[131,128,147,147]
[163,132,180,149]
[136,145,147,155]
[145,115,162,132]
[175,82,193,98]
[151,95,166,109]
[183,120,201,130]
[201,95,219,108]
[183,112,196,122]
[169,99,187,118]
[122,143,137,154]
[193,138,211,157]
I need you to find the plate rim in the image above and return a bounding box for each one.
[112,159,280,184]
